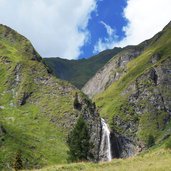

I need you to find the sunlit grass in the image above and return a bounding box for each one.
[27,148,171,171]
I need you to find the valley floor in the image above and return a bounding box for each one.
[27,148,171,171]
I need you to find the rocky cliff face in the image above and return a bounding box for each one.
[82,32,162,98]
[82,46,143,98]
[83,21,171,158]
[0,24,102,169]
[111,57,171,158]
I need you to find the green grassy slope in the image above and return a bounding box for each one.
[43,48,122,89]
[94,22,171,144]
[27,144,171,171]
[0,24,84,170]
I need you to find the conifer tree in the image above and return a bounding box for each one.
[67,116,90,162]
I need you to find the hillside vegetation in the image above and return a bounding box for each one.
[43,48,122,89]
[0,24,101,170]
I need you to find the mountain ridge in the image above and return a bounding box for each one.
[82,23,170,98]
[43,47,122,89]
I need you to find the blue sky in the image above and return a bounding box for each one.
[79,0,127,59]
[0,0,170,59]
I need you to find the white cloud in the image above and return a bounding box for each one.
[100,21,114,36]
[94,0,171,53]
[120,0,171,46]
[93,21,118,53]
[0,0,97,59]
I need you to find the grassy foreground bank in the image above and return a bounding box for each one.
[25,148,171,171]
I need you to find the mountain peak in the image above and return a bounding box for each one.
[163,20,171,30]
[0,24,42,62]
[0,24,23,40]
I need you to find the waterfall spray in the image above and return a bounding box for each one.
[99,118,112,161]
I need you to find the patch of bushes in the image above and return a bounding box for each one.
[147,134,155,148]
[165,137,171,149]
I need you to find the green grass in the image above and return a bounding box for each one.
[0,104,69,169]
[26,147,171,171]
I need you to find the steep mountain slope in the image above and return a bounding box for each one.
[83,21,171,157]
[43,48,122,89]
[0,25,102,170]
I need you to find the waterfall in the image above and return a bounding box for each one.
[99,118,112,162]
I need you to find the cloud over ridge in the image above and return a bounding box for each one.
[121,0,171,46]
[0,0,97,59]
[94,0,171,53]
[0,0,170,58]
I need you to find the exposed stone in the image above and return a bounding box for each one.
[82,46,144,98]
[110,132,141,158]
[13,64,22,87]
[110,58,171,156]
[18,92,33,106]
[0,56,11,64]
[0,125,6,136]
[150,68,158,86]
[151,53,161,64]
[0,106,5,110]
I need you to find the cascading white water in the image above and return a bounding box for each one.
[99,118,112,162]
